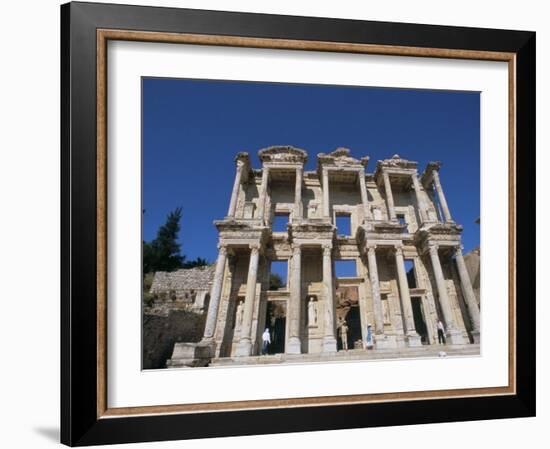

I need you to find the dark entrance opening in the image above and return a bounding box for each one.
[265,301,286,354]
[411,297,429,344]
[337,305,362,350]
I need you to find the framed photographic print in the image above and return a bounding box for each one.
[61,1,535,446]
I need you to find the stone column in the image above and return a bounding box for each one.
[202,244,228,341]
[432,170,453,223]
[367,245,384,335]
[322,244,337,352]
[322,168,330,219]
[454,246,481,342]
[358,170,371,221]
[382,171,396,221]
[294,167,303,221]
[256,167,270,224]
[428,243,466,344]
[236,243,261,356]
[394,246,422,346]
[287,244,302,354]
[227,161,243,218]
[411,172,428,223]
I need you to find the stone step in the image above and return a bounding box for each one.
[210,344,480,366]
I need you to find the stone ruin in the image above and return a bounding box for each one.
[156,146,481,368]
[148,265,215,315]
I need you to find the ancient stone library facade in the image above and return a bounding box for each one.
[166,146,480,367]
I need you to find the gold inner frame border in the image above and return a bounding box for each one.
[96,28,516,419]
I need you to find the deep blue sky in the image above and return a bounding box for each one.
[143,78,480,266]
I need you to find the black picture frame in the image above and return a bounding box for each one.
[61,1,535,446]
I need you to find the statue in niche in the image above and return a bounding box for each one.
[307,296,318,326]
[339,321,349,351]
[235,300,244,330]
[307,202,318,219]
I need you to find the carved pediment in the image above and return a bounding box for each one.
[317,147,367,168]
[258,145,308,164]
[375,154,418,172]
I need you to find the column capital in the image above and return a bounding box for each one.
[217,243,228,255]
[249,243,262,253]
[292,243,301,255]
[367,243,377,252]
[322,244,332,256]
[394,244,404,256]
[454,245,464,256]
[427,241,439,254]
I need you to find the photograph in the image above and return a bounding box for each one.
[141,78,482,369]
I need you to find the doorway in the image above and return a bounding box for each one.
[265,301,286,354]
[411,297,429,344]
[337,305,362,350]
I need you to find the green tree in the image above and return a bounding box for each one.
[183,257,210,269]
[268,273,284,291]
[143,207,185,273]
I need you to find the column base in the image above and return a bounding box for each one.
[446,329,468,345]
[166,341,213,368]
[286,337,302,354]
[406,333,423,347]
[374,334,399,349]
[471,330,480,344]
[235,338,253,357]
[322,336,337,353]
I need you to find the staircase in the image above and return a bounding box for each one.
[210,344,480,366]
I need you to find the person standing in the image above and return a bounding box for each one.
[261,328,271,355]
[437,319,446,344]
[364,323,374,350]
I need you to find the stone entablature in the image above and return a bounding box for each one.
[167,146,481,367]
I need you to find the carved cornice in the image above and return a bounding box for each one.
[235,151,250,165]
[420,161,442,187]
[416,222,463,237]
[258,145,308,165]
[249,242,262,253]
[234,152,251,182]
[214,219,267,232]
[317,147,366,172]
[415,223,463,254]
[373,154,418,181]
[288,219,336,243]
